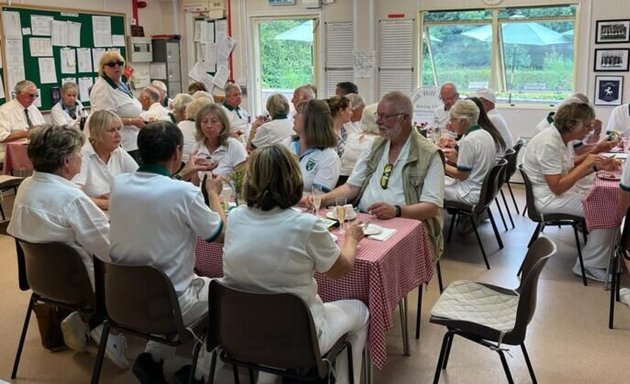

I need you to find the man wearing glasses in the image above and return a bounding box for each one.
[311,91,445,261]
[433,82,460,132]
[0,80,45,160]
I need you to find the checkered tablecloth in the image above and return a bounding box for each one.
[194,214,434,370]
[3,142,32,176]
[583,177,625,231]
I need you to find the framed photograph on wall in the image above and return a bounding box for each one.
[594,48,630,71]
[596,19,630,43]
[594,76,623,106]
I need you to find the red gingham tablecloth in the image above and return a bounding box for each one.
[3,142,32,175]
[583,177,625,231]
[194,213,434,369]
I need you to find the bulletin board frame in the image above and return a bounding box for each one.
[0,4,127,110]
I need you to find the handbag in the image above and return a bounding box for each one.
[32,303,72,351]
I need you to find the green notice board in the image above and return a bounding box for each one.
[0,5,127,110]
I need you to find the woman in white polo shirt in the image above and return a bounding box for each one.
[285,99,340,196]
[443,99,496,205]
[50,82,84,130]
[73,110,138,210]
[190,103,247,179]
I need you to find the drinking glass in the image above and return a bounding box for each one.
[311,186,323,217]
[335,197,347,233]
[221,183,233,213]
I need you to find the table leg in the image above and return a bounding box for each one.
[363,347,373,384]
[399,296,410,356]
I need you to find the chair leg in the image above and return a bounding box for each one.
[447,213,457,242]
[495,197,508,231]
[346,343,354,384]
[0,200,6,221]
[11,296,35,379]
[497,349,515,384]
[433,331,453,384]
[399,297,410,356]
[581,220,588,245]
[436,260,444,293]
[487,208,503,249]
[609,251,620,329]
[507,182,520,214]
[90,321,111,384]
[527,223,542,248]
[415,285,423,340]
[522,203,528,217]
[188,341,203,384]
[521,343,538,384]
[248,368,255,384]
[441,332,455,370]
[572,224,588,286]
[208,350,218,384]
[232,365,240,384]
[500,189,515,229]
[471,217,491,270]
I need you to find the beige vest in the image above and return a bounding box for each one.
[356,129,444,261]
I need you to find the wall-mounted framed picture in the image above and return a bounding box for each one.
[594,48,630,71]
[596,19,630,43]
[594,75,623,106]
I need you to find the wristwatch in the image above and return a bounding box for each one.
[394,205,402,217]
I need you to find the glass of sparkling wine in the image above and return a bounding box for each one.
[312,186,323,217]
[221,183,233,212]
[335,197,347,233]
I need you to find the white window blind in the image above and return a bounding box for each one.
[378,19,414,98]
[325,21,353,96]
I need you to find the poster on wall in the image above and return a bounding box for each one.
[594,75,623,106]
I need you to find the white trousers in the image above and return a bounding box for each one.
[258,299,369,384]
[538,193,617,269]
[146,276,211,379]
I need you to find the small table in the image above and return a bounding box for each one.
[194,213,434,370]
[583,176,624,231]
[3,141,32,176]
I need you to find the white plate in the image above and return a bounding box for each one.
[363,224,384,236]
[326,209,357,221]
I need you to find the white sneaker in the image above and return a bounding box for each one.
[90,325,130,369]
[60,311,88,352]
[619,288,630,308]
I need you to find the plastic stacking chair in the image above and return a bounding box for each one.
[444,159,507,269]
[90,258,207,384]
[0,175,24,221]
[11,239,96,380]
[504,140,524,215]
[609,209,630,329]
[430,237,556,384]
[518,165,589,286]
[206,280,354,384]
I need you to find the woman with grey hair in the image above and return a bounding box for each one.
[345,93,365,133]
[178,97,212,161]
[51,82,85,130]
[73,110,138,210]
[246,93,293,151]
[443,99,496,205]
[7,124,129,369]
[522,100,619,282]
[338,103,379,186]
[171,93,194,124]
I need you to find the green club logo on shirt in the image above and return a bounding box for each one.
[306,158,316,172]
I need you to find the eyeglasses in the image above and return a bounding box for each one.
[104,61,125,68]
[374,112,406,121]
[380,163,393,189]
[26,93,39,98]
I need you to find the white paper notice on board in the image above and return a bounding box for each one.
[78,77,94,102]
[77,48,92,73]
[213,65,230,89]
[29,38,53,57]
[112,35,125,47]
[353,50,376,79]
[52,20,68,47]
[92,15,112,47]
[7,66,25,91]
[2,11,22,39]
[150,63,167,79]
[38,57,57,84]
[31,15,53,36]
[188,60,214,82]
[215,19,227,42]
[62,77,77,85]
[92,48,106,72]
[61,48,76,74]
[22,28,31,36]
[67,22,81,47]
[217,36,235,60]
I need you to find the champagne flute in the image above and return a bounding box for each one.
[221,183,233,213]
[335,197,347,233]
[311,186,323,217]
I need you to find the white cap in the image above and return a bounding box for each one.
[475,88,496,104]
[151,80,167,93]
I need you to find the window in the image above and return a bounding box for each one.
[252,18,317,113]
[421,5,577,104]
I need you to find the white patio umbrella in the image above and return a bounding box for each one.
[461,22,568,46]
[274,20,313,43]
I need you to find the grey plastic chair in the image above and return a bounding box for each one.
[430,237,556,384]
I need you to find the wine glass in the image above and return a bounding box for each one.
[311,186,323,217]
[221,183,233,213]
[335,197,347,233]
